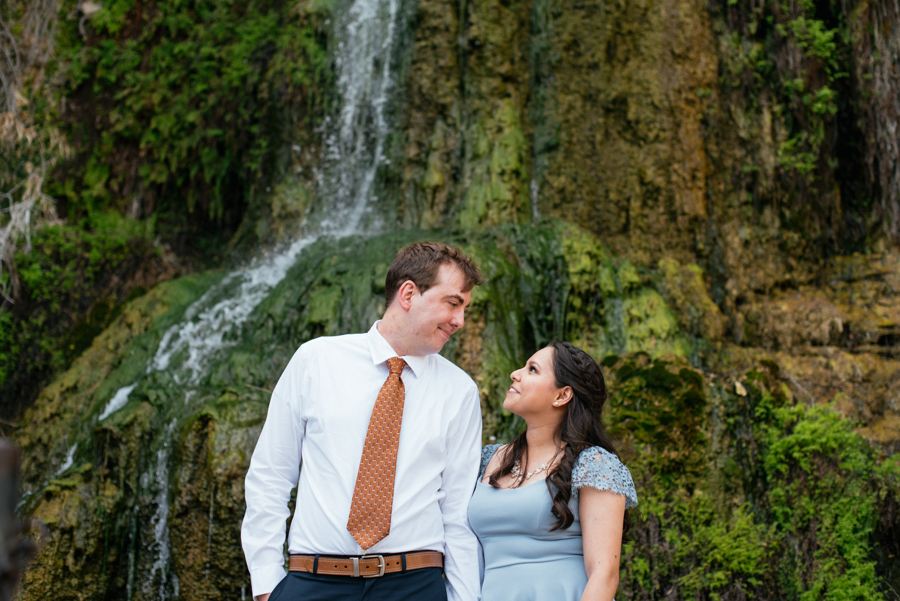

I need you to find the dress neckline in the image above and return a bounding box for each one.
[477,478,549,490]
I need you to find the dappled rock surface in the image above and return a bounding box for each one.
[9,0,900,598]
[14,225,900,600]
[740,293,845,350]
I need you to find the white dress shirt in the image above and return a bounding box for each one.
[242,321,483,600]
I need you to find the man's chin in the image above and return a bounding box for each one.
[432,336,452,354]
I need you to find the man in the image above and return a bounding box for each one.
[241,242,485,601]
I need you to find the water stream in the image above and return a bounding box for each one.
[82,0,412,594]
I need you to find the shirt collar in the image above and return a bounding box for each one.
[367,321,428,378]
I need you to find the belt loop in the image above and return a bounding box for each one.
[312,554,319,574]
[401,553,407,572]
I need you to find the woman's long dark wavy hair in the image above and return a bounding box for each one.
[487,341,627,532]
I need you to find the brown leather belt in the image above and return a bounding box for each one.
[289,551,443,578]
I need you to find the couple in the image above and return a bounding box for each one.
[241,242,638,601]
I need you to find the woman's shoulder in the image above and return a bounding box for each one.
[572,446,638,509]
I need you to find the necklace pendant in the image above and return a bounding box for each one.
[512,460,549,480]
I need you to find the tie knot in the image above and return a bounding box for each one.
[386,357,406,375]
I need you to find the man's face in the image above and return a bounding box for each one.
[405,264,472,355]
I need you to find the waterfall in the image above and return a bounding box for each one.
[314,0,402,235]
[81,0,412,595]
[99,0,405,409]
[145,420,177,599]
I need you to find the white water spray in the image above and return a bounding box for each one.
[99,384,136,421]
[107,0,411,595]
[55,443,77,476]
[145,419,176,599]
[319,0,402,235]
[149,236,319,384]
[123,0,405,392]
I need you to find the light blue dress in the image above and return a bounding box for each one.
[468,444,638,601]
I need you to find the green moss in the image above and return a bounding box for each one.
[593,279,691,360]
[458,100,529,229]
[306,285,343,328]
[14,221,900,600]
[674,503,770,598]
[607,355,708,485]
[47,478,79,488]
[618,262,643,295]
[761,402,880,599]
[244,177,316,244]
[657,258,726,340]
[620,289,689,357]
[599,265,618,299]
[559,222,613,338]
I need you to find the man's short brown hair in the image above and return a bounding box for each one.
[385,242,485,307]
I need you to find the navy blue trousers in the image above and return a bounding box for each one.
[269,567,448,601]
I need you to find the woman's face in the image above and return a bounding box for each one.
[503,346,569,417]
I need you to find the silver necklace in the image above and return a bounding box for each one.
[510,449,561,481]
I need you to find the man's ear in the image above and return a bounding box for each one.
[396,280,419,311]
[554,386,574,408]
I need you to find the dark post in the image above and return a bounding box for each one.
[0,439,33,601]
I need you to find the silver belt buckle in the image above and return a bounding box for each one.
[358,554,385,578]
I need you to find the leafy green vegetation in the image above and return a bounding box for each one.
[713,0,850,187]
[49,0,330,234]
[0,0,333,419]
[612,360,895,599]
[0,212,159,421]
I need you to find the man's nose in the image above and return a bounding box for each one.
[451,307,465,329]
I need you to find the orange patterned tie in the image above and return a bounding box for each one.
[347,357,407,550]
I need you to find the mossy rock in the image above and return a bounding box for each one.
[14,222,900,600]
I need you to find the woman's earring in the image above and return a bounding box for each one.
[553,402,559,406]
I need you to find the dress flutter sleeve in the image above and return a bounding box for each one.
[571,446,639,509]
[479,443,501,479]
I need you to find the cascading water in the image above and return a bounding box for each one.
[78,0,411,596]
[317,0,401,235]
[146,420,178,599]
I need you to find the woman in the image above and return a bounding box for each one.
[468,341,638,601]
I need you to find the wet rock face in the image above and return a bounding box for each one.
[15,228,581,599]
[398,0,900,318]
[400,0,718,258]
[399,0,533,229]
[716,253,900,451]
[13,0,900,598]
[14,225,900,600]
[852,0,900,241]
[533,0,717,264]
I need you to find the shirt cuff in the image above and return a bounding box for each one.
[250,563,287,598]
